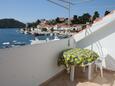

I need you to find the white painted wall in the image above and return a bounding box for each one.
[0,38,74,86]
[73,11,115,71]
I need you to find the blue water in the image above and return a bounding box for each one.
[0,28,58,48]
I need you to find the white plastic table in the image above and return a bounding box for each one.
[70,62,93,81]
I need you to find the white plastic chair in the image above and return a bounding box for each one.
[95,48,108,78]
[95,57,103,77]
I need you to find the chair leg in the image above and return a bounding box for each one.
[100,65,103,78]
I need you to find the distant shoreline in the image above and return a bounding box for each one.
[0,18,25,29]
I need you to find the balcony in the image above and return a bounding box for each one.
[0,11,115,86]
[41,69,115,86]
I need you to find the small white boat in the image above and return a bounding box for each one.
[2,42,10,48]
[53,35,60,40]
[30,37,46,45]
[30,37,39,45]
[12,40,25,46]
[2,42,10,45]
[50,33,53,36]
[46,38,49,42]
[13,40,17,43]
[30,35,60,45]
[13,42,25,46]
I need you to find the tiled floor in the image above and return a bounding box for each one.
[41,67,115,86]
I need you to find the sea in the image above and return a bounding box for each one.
[0,28,59,49]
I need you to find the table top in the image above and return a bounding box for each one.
[62,48,99,67]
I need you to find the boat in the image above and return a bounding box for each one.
[2,42,11,48]
[30,36,60,45]
[53,34,60,40]
[46,38,50,42]
[13,42,25,46]
[12,40,25,46]
[2,42,10,45]
[30,37,46,45]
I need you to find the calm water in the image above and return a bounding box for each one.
[0,28,58,48]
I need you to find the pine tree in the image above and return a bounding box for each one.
[104,10,110,16]
[92,11,100,21]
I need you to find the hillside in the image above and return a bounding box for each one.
[0,18,25,28]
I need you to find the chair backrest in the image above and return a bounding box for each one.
[100,48,108,59]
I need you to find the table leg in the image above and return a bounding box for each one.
[88,64,92,80]
[70,65,75,81]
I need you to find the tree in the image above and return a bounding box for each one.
[92,11,100,21]
[36,19,41,25]
[71,15,79,24]
[56,17,60,23]
[32,22,37,28]
[27,23,32,28]
[55,17,64,23]
[78,16,83,24]
[27,22,36,28]
[104,10,111,16]
[64,18,69,25]
[73,15,78,20]
[48,19,56,25]
[26,19,41,28]
[82,13,91,24]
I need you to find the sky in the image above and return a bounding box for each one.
[0,0,114,23]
